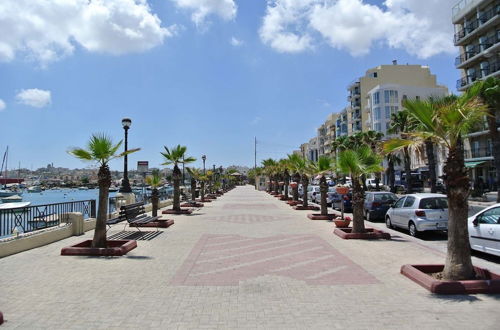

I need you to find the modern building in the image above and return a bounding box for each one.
[453,0,500,189]
[347,61,447,133]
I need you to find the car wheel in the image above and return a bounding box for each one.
[409,221,419,238]
[386,216,393,229]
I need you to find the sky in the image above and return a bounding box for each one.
[0,0,461,171]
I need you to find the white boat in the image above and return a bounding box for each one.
[1,194,23,203]
[0,201,31,210]
[27,186,42,193]
[78,186,89,190]
[0,189,19,197]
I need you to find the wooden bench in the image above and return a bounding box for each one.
[107,202,173,231]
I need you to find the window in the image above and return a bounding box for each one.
[373,92,380,105]
[385,122,391,131]
[418,198,448,209]
[403,196,415,207]
[374,123,382,132]
[384,90,390,103]
[385,106,391,119]
[374,107,381,120]
[394,197,405,208]
[477,207,500,224]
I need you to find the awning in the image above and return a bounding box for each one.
[465,161,486,168]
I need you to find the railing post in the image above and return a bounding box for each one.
[90,200,96,218]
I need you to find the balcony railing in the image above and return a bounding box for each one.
[455,34,500,66]
[454,6,499,44]
[456,58,500,89]
[464,146,493,159]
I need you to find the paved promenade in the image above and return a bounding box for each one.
[1,186,499,329]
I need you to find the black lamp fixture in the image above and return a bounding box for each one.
[119,117,132,193]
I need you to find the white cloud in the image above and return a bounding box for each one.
[230,37,243,46]
[16,89,52,108]
[251,116,262,125]
[171,0,237,27]
[259,0,456,58]
[0,0,173,66]
[0,99,5,111]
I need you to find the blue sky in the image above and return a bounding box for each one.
[0,0,460,171]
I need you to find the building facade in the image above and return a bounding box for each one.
[453,0,500,190]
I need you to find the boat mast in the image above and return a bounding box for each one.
[1,146,7,188]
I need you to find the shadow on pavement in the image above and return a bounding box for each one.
[108,231,164,241]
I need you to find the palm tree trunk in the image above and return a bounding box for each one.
[351,176,365,234]
[293,173,300,201]
[173,165,181,211]
[404,147,412,193]
[301,175,309,207]
[201,181,205,202]
[425,139,437,193]
[92,164,111,248]
[486,109,500,202]
[442,142,475,280]
[361,174,368,191]
[320,176,328,216]
[191,179,196,201]
[274,176,279,194]
[388,159,396,193]
[151,188,159,217]
[284,171,289,199]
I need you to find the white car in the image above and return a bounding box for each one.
[385,193,448,237]
[468,204,500,257]
[307,186,321,203]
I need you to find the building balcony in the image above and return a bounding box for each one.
[455,35,500,68]
[457,58,500,90]
[454,6,499,45]
[464,146,493,160]
[351,102,361,109]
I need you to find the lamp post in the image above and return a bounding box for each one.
[119,118,132,193]
[202,155,206,174]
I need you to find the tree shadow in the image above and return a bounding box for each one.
[108,231,164,241]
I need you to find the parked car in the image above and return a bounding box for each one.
[385,193,448,237]
[468,203,500,257]
[308,186,321,203]
[311,186,338,205]
[365,178,386,191]
[364,192,397,221]
[332,192,353,212]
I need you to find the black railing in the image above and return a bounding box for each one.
[454,6,499,44]
[455,34,500,65]
[0,200,95,238]
[464,146,493,159]
[456,59,500,89]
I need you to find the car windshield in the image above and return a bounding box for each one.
[373,193,396,202]
[418,197,448,209]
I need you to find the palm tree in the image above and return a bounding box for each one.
[278,159,291,198]
[186,167,202,202]
[385,153,401,193]
[362,131,384,190]
[337,146,382,234]
[388,110,416,193]
[384,86,487,280]
[477,77,500,201]
[68,133,139,248]
[262,158,277,192]
[287,154,302,201]
[146,169,162,217]
[288,154,310,206]
[161,145,196,211]
[310,156,335,216]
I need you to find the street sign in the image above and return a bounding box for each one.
[137,161,149,173]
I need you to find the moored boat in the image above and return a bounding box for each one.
[0,201,31,210]
[1,194,23,203]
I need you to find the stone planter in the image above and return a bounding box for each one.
[129,219,174,228]
[333,217,351,228]
[334,228,391,240]
[293,205,320,211]
[61,240,137,256]
[307,214,336,220]
[401,264,500,294]
[162,209,193,215]
[196,199,212,203]
[279,196,291,201]
[287,200,302,206]
[181,202,204,207]
[274,194,284,198]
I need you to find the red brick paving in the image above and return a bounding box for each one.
[171,234,378,286]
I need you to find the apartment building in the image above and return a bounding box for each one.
[453,0,500,189]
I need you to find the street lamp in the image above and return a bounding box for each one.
[202,155,206,174]
[119,118,132,193]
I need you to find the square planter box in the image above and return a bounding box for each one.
[293,205,320,211]
[280,196,291,201]
[162,209,193,215]
[334,228,391,240]
[287,200,302,206]
[401,264,500,294]
[181,202,204,207]
[307,214,336,220]
[129,219,174,228]
[196,199,212,203]
[61,240,137,256]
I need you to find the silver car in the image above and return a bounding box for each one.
[385,193,448,237]
[468,203,500,257]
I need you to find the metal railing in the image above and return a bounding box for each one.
[0,200,95,238]
[464,146,493,159]
[454,5,499,44]
[455,34,500,65]
[456,59,500,89]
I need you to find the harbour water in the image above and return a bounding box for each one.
[11,189,115,206]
